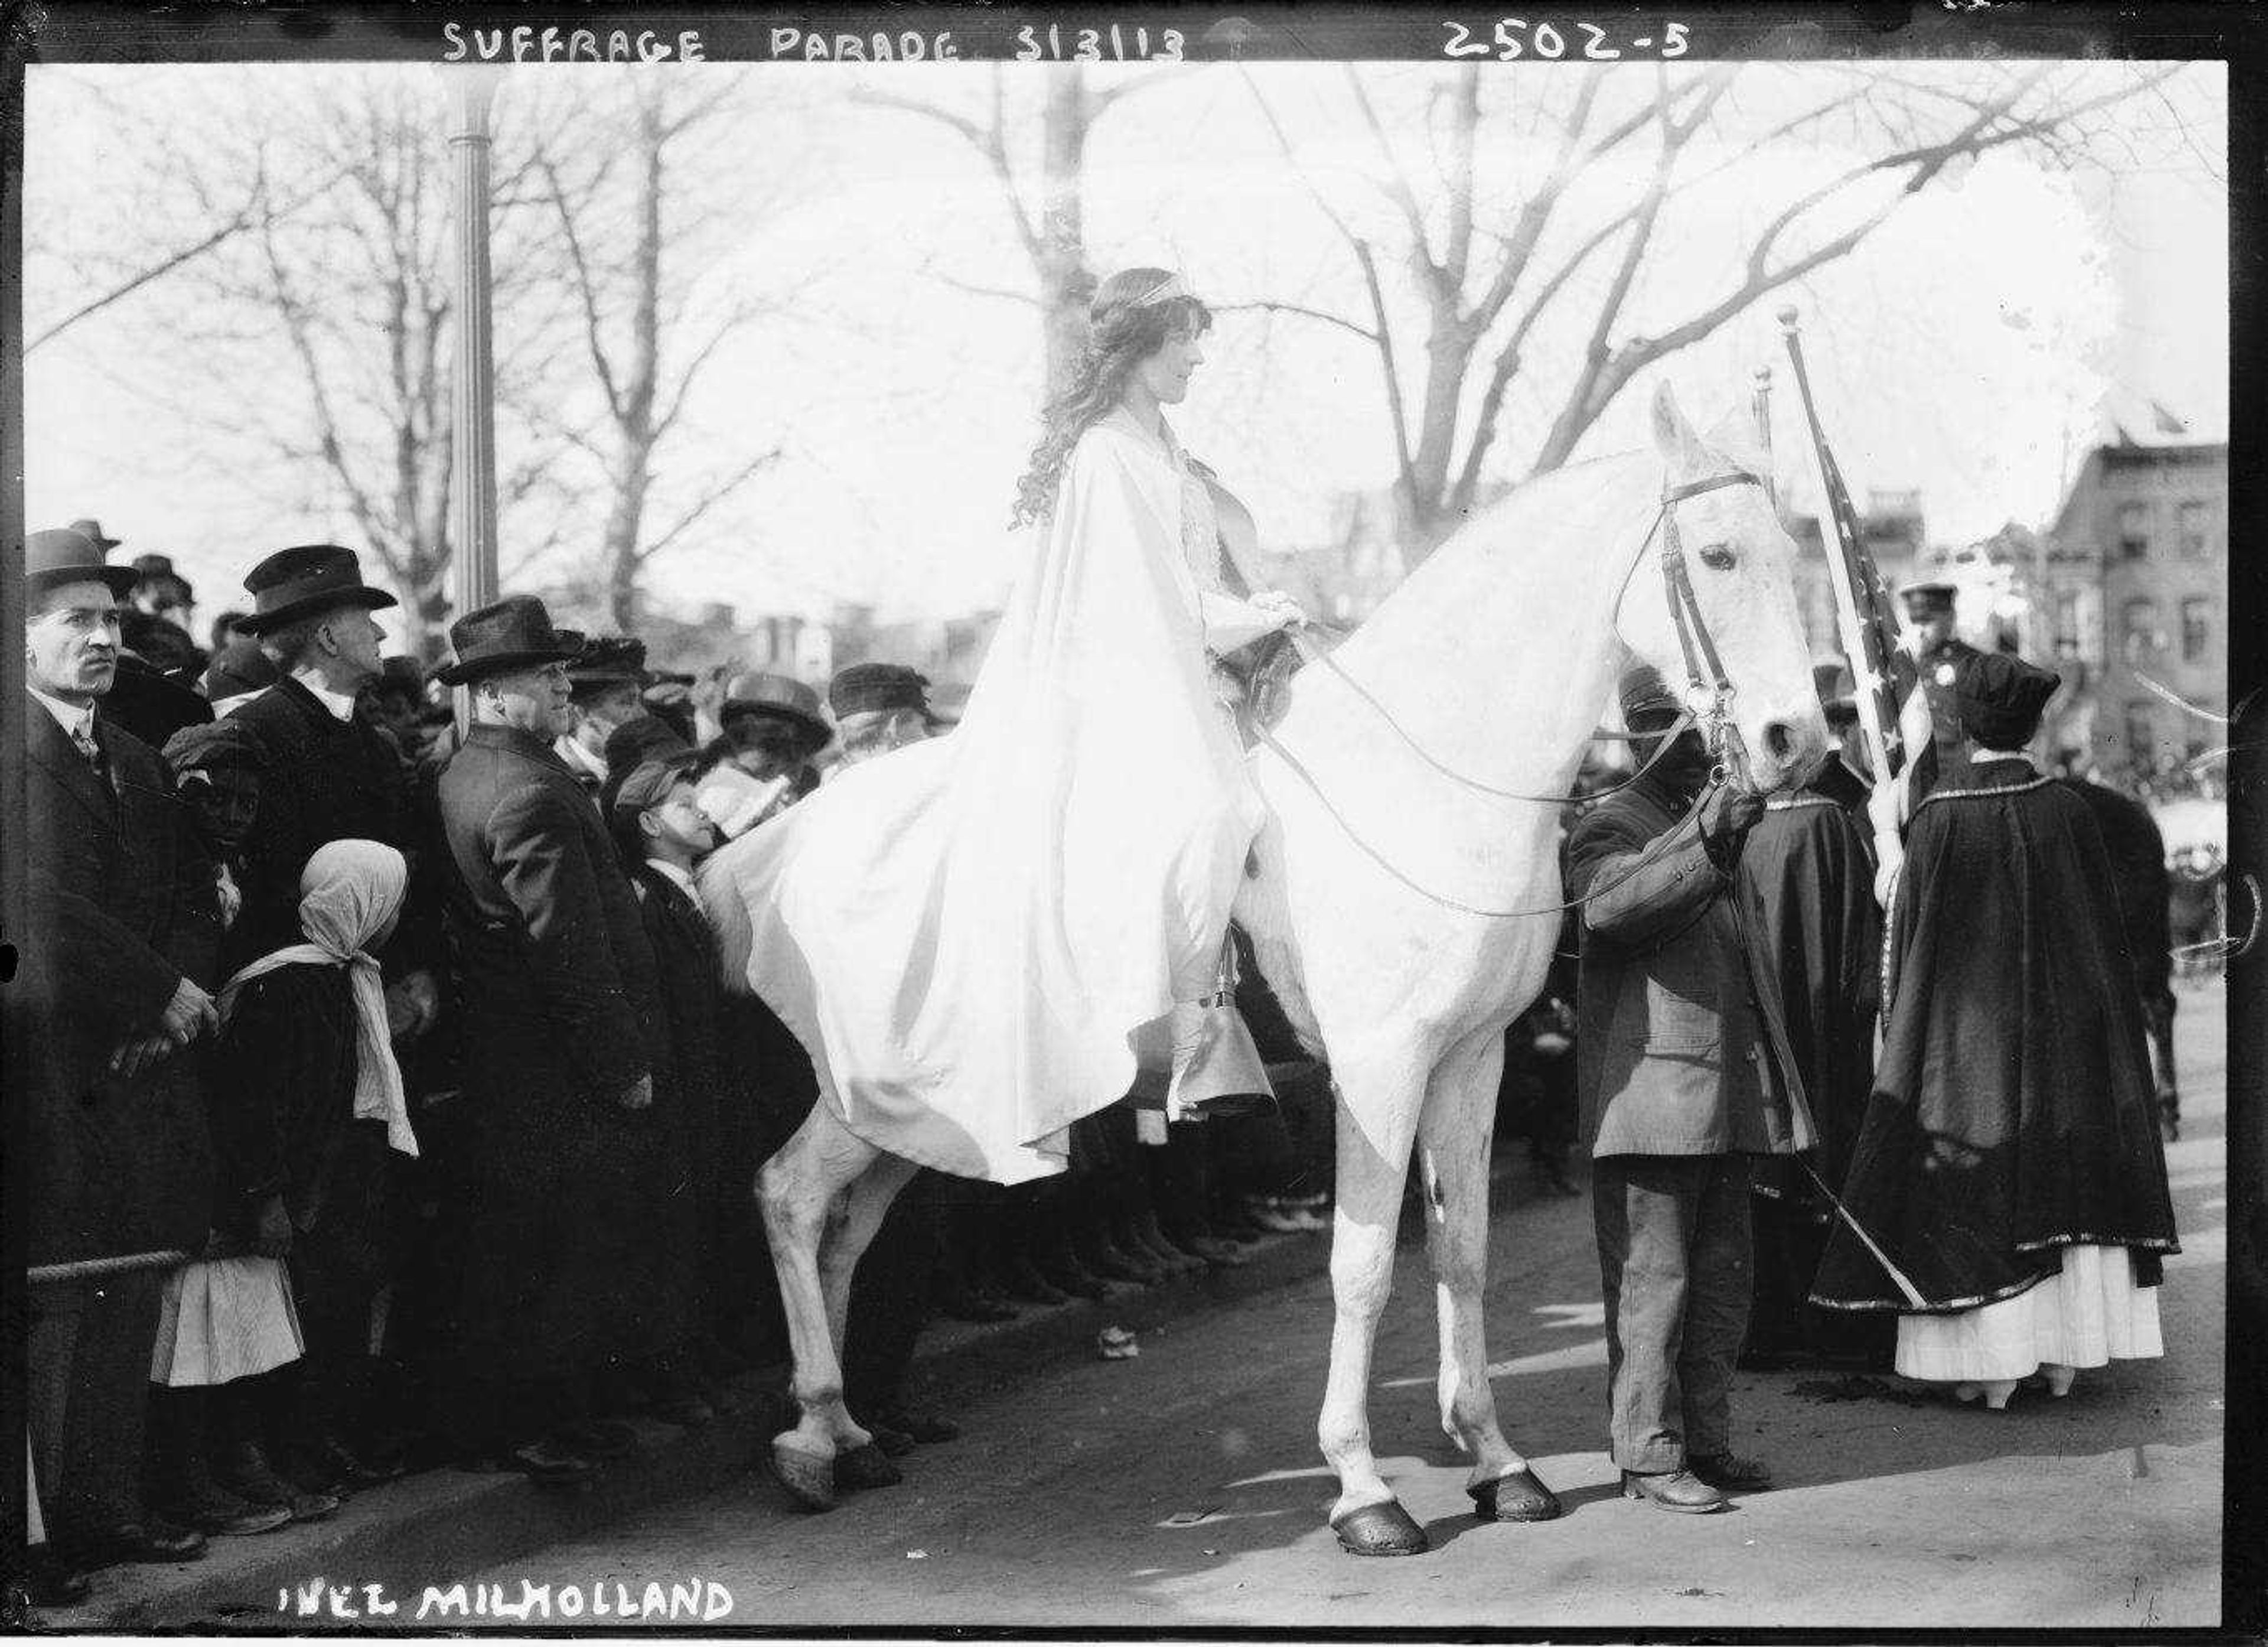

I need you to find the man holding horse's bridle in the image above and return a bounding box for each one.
[1568,666,1808,1515]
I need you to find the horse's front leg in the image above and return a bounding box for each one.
[1419,1023,1559,1524]
[755,1102,882,1511]
[1318,1046,1430,1556]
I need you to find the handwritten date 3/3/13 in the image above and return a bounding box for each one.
[1015,22,1187,63]
[1442,18,1690,60]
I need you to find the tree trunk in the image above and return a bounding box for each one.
[1036,70,1094,403]
[599,87,667,632]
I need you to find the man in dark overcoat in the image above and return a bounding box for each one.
[226,546,438,1007]
[1568,666,1807,1515]
[430,595,677,1483]
[20,528,217,1576]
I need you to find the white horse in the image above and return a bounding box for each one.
[703,380,1826,1550]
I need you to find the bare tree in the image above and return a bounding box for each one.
[520,75,788,632]
[1243,61,2191,565]
[853,66,1162,401]
[28,69,568,655]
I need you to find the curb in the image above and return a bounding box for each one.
[52,1221,1351,1630]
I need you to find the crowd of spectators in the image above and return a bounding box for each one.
[32,525,1598,1612]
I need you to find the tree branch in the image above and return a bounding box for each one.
[535,149,624,423]
[1211,298,1380,344]
[638,447,783,562]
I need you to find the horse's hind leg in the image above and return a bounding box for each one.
[1317,1046,1430,1555]
[1418,1023,1555,1521]
[755,1102,882,1509]
[817,1151,920,1443]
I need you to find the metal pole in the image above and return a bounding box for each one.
[448,66,501,617]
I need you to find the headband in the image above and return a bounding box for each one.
[1131,272,1192,308]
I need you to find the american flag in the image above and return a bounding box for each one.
[1777,314,1911,787]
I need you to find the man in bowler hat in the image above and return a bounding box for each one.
[429,596,682,1482]
[20,528,219,1581]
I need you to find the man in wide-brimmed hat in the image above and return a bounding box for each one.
[21,528,219,1584]
[226,546,422,969]
[430,595,687,1485]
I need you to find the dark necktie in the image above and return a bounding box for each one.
[72,720,113,794]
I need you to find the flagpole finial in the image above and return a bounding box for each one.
[1775,303,1801,332]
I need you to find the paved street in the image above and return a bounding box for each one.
[461,982,2227,1632]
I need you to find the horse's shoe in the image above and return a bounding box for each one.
[833,1443,904,1493]
[1331,1499,1429,1557]
[1469,1466,1563,1524]
[769,1441,839,1513]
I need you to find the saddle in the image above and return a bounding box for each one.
[1212,623,1345,750]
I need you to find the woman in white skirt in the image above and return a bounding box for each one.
[1808,652,2179,1406]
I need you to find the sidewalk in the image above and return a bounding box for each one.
[47,1163,1534,1631]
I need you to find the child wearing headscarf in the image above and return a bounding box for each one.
[207,841,420,1509]
[143,721,301,1541]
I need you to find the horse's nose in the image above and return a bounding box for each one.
[1764,720,1797,764]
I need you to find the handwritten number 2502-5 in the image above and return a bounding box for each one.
[1442,19,1689,60]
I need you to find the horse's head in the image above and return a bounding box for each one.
[1615,380,1827,795]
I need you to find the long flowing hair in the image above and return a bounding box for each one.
[1009,267,1213,530]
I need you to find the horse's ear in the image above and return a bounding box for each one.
[1648,380,1705,475]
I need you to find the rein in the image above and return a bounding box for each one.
[1257,466,1765,922]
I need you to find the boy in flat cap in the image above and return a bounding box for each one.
[1811,652,2178,1407]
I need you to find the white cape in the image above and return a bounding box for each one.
[702,412,1266,1183]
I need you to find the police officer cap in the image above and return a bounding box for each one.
[1952,650,2059,748]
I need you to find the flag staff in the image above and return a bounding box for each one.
[1775,304,1910,901]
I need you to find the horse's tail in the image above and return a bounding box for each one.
[695,835,760,996]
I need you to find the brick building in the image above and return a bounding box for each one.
[2044,438,2226,780]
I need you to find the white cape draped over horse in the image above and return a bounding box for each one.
[701,410,1265,1184]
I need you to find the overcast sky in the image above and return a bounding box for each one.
[23,58,2225,633]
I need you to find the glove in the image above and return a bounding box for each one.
[1697,785,1764,848]
[617,1074,654,1112]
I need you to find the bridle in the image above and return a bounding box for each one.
[1254,464,1770,920]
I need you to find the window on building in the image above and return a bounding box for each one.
[2121,597,2161,663]
[2178,500,2211,560]
[2181,598,2212,664]
[2117,500,2150,560]
[2124,701,2158,768]
[2052,590,2083,660]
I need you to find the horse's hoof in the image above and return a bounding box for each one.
[1470,1466,1563,1523]
[770,1442,838,1513]
[1331,1499,1429,1557]
[833,1443,903,1492]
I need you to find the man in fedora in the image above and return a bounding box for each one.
[227,546,422,961]
[21,527,218,1580]
[429,595,676,1483]
[123,552,205,675]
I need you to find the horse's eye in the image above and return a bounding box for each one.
[1699,542,1737,571]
